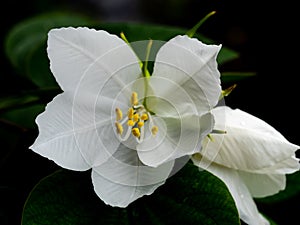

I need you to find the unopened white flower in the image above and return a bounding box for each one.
[29,27,222,207]
[192,106,300,225]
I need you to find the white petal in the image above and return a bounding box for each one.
[32,27,144,169]
[192,157,270,225]
[47,27,141,92]
[254,156,300,174]
[30,92,120,169]
[92,144,174,207]
[152,35,222,114]
[30,93,89,170]
[147,76,198,117]
[202,106,300,172]
[138,113,214,167]
[238,171,286,198]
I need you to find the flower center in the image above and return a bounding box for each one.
[115,92,158,143]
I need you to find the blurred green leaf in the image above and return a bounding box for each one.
[0,87,60,112]
[5,12,96,87]
[0,95,39,112]
[0,104,45,129]
[0,87,60,129]
[221,71,256,83]
[217,48,240,65]
[22,163,240,225]
[255,171,300,204]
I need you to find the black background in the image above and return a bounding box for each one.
[1,0,299,224]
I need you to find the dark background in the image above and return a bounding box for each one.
[1,0,299,224]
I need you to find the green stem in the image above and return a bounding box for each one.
[186,11,216,38]
[142,40,153,108]
[120,32,143,69]
[143,39,152,78]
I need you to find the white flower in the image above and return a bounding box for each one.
[29,27,222,207]
[192,106,300,225]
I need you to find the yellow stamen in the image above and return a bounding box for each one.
[115,108,123,121]
[115,92,159,141]
[127,120,135,127]
[115,122,123,135]
[141,113,148,121]
[131,92,139,106]
[151,126,158,136]
[133,114,139,123]
[132,128,140,138]
[137,121,144,128]
[127,108,134,119]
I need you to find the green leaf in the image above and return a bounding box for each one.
[0,87,61,112]
[0,95,40,112]
[0,104,45,129]
[221,71,256,83]
[217,48,240,65]
[22,163,240,225]
[5,11,96,87]
[255,171,300,204]
[0,87,60,129]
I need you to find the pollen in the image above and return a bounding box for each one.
[127,120,135,127]
[127,108,134,119]
[133,113,139,123]
[132,128,140,138]
[115,122,123,135]
[131,92,139,106]
[141,113,148,121]
[151,126,158,136]
[115,108,123,121]
[137,121,144,128]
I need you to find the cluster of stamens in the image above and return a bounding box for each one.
[114,92,158,143]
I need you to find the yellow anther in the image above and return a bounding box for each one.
[131,92,139,106]
[127,108,134,119]
[141,113,148,121]
[115,122,123,135]
[133,113,139,123]
[137,121,144,128]
[127,120,135,127]
[115,108,123,121]
[151,126,158,136]
[132,128,140,138]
